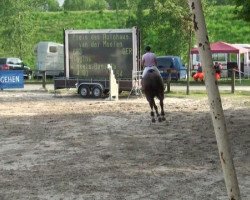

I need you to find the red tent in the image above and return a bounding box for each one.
[191,41,248,54]
[190,41,249,79]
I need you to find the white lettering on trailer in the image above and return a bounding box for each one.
[102,41,123,48]
[0,76,20,83]
[102,33,130,40]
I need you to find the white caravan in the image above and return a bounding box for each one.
[233,44,250,78]
[34,41,64,78]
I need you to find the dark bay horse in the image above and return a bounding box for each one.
[142,69,165,123]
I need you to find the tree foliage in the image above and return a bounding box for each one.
[63,0,108,11]
[124,0,192,61]
[0,0,61,63]
[39,0,61,11]
[0,0,249,67]
[105,0,129,10]
[234,0,250,21]
[0,0,38,60]
[213,0,234,5]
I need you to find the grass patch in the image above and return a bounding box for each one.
[165,90,250,99]
[25,78,54,84]
[171,78,250,86]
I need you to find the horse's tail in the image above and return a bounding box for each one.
[143,70,164,96]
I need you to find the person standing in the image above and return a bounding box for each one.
[193,62,204,81]
[141,46,161,78]
[214,62,222,80]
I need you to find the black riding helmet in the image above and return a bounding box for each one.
[145,46,151,52]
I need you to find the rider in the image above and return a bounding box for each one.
[141,45,161,78]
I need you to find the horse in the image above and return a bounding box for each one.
[142,69,165,123]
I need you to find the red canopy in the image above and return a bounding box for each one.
[191,41,249,54]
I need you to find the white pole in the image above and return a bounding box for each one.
[187,1,241,200]
[238,53,241,82]
[247,51,250,78]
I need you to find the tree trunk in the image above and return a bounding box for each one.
[187,1,241,200]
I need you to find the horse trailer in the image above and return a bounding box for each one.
[34,41,64,78]
[54,27,141,98]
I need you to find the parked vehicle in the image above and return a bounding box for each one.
[54,27,140,98]
[0,57,32,79]
[156,56,187,81]
[33,41,64,79]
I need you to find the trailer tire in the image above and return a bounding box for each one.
[92,86,103,98]
[79,85,90,98]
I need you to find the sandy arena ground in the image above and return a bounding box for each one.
[0,89,249,200]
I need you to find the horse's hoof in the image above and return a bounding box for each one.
[152,118,156,123]
[158,118,162,122]
[161,117,166,121]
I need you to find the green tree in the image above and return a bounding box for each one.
[63,0,108,11]
[125,0,191,62]
[234,0,250,21]
[105,0,129,10]
[125,0,214,63]
[41,0,61,11]
[0,0,38,63]
[213,0,234,5]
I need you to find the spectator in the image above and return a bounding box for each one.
[193,63,204,81]
[214,62,222,74]
[213,62,222,80]
[197,62,202,72]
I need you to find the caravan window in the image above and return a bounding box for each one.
[192,54,200,64]
[49,46,57,53]
[212,53,227,62]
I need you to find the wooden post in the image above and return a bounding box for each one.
[166,69,171,93]
[42,71,46,89]
[231,69,235,94]
[186,27,192,95]
[188,1,241,200]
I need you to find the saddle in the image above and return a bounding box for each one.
[148,69,155,73]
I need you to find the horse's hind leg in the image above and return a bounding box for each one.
[152,99,161,122]
[150,110,156,123]
[159,97,165,121]
[149,99,156,123]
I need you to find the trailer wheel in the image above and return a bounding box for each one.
[79,85,90,98]
[92,86,103,98]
